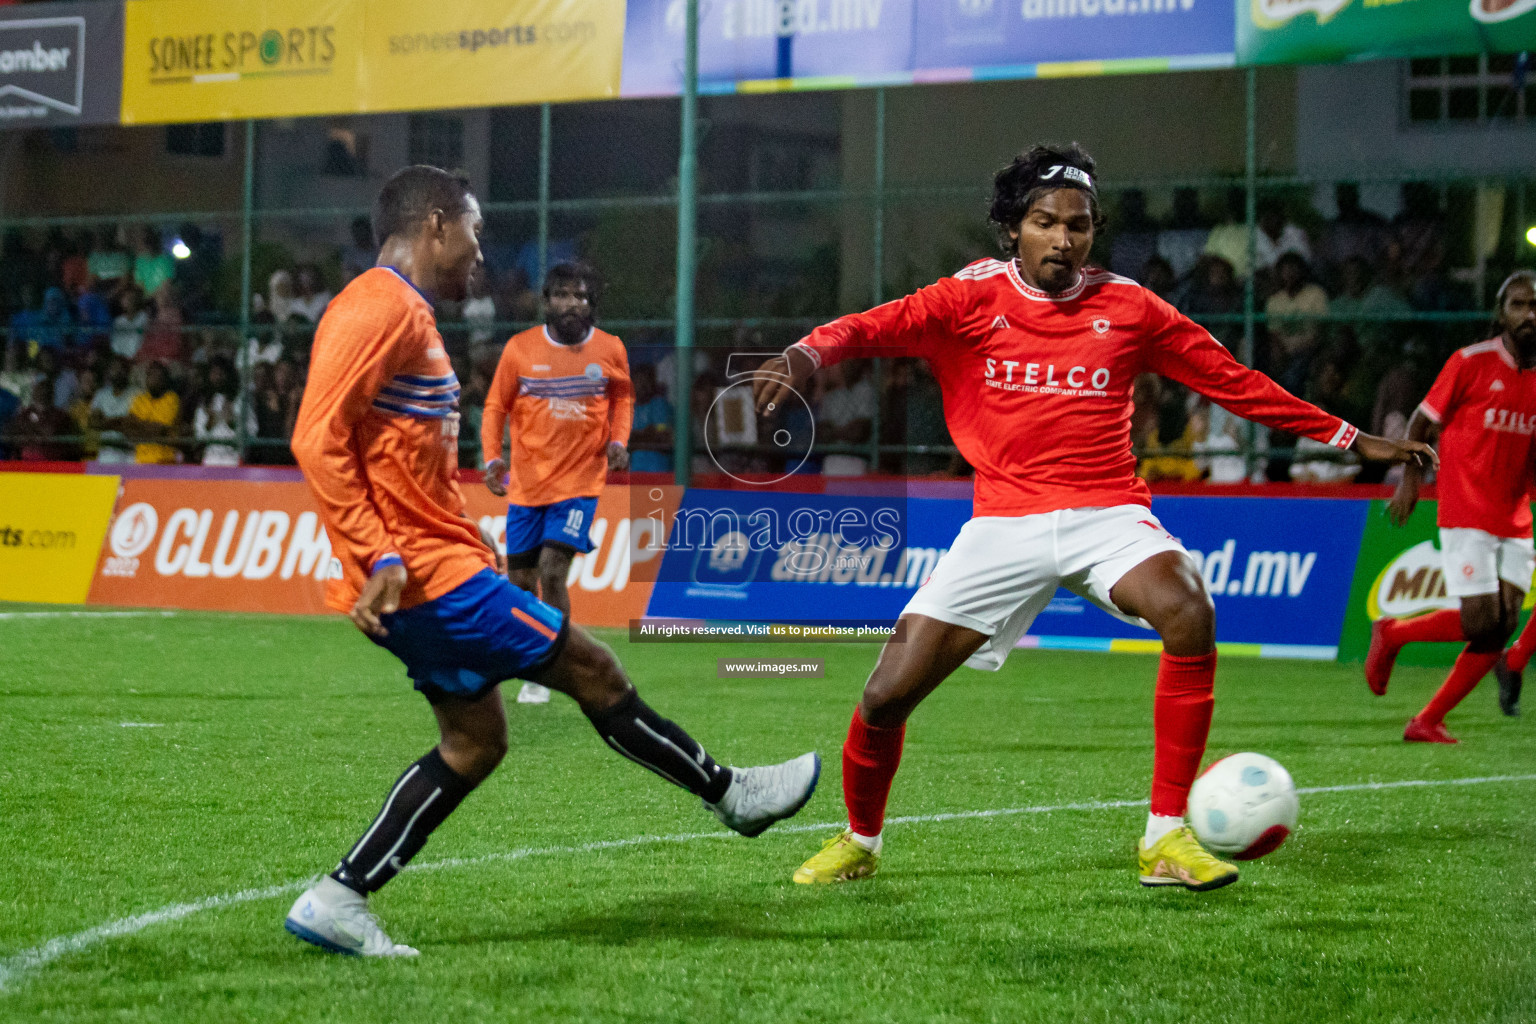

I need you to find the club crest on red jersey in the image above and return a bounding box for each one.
[1091,318,1111,335]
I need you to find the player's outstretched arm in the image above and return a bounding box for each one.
[1353,432,1438,471]
[1147,298,1435,476]
[754,279,960,416]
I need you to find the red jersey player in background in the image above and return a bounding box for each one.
[1366,270,1536,735]
[753,144,1433,891]
[283,166,818,957]
[481,261,631,704]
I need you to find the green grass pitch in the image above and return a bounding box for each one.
[1,605,1533,1023]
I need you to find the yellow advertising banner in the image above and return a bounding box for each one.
[0,473,119,604]
[120,0,364,124]
[359,0,624,112]
[119,0,624,124]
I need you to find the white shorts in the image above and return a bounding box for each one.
[1439,528,1535,598]
[903,505,1189,672]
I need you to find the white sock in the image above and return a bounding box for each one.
[1143,814,1183,847]
[849,830,882,854]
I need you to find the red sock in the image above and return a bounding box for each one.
[1505,615,1536,672]
[843,705,905,837]
[1419,647,1500,724]
[1150,651,1217,818]
[1384,608,1464,647]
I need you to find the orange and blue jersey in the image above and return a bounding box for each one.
[481,325,633,508]
[292,266,493,615]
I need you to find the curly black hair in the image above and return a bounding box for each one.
[988,143,1105,254]
[542,260,603,307]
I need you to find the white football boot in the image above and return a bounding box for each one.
[516,682,552,704]
[707,752,821,837]
[284,876,419,957]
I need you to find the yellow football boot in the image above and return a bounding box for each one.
[1137,826,1239,891]
[792,829,880,885]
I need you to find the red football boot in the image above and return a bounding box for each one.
[1365,619,1398,696]
[1403,716,1458,744]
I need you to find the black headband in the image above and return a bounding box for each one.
[1035,164,1095,195]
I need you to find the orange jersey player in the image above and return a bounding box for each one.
[481,261,633,632]
[293,262,491,615]
[283,166,817,959]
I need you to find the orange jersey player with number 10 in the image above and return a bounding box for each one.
[480,261,633,701]
[754,143,1435,892]
[283,165,819,959]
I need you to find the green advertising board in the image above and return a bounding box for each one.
[1239,0,1536,65]
[1338,498,1535,666]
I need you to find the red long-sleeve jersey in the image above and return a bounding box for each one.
[795,259,1357,517]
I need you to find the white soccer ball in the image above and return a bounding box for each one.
[1187,752,1299,860]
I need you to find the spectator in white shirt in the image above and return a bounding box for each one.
[89,356,143,464]
[192,356,255,466]
[289,264,333,323]
[111,286,149,360]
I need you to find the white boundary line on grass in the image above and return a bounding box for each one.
[0,610,179,621]
[2,772,1533,992]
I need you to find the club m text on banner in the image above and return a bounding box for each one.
[359,0,623,112]
[1238,0,1536,65]
[89,479,336,613]
[120,0,363,124]
[87,478,668,625]
[0,0,122,128]
[0,472,118,603]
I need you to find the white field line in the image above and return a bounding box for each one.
[1,772,1533,992]
[0,610,179,621]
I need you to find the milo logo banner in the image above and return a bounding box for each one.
[1337,498,1535,666]
[1239,0,1536,65]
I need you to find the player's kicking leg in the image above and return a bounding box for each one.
[534,627,821,836]
[287,572,818,956]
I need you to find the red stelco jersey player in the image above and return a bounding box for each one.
[754,143,1432,892]
[1367,270,1536,736]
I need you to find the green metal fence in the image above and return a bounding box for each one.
[0,63,1529,479]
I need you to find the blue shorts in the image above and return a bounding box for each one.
[372,568,567,702]
[505,496,599,564]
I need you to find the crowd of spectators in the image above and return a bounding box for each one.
[1114,182,1484,485]
[0,210,567,467]
[0,184,1509,486]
